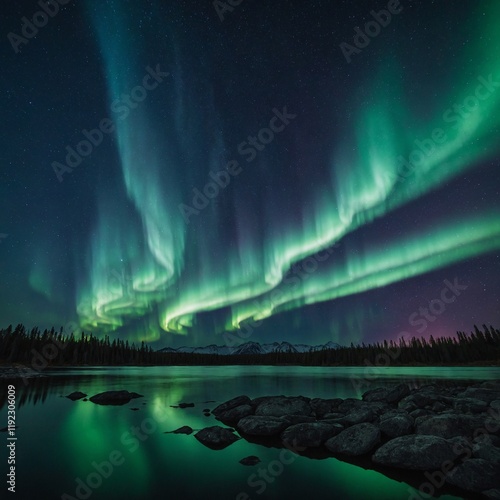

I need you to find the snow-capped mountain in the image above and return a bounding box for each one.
[158,340,341,355]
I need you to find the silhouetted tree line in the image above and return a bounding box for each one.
[0,324,498,367]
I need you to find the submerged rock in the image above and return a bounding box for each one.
[194,426,240,450]
[239,456,261,466]
[89,390,143,406]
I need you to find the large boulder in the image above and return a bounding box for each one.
[453,397,489,414]
[89,390,143,406]
[254,396,312,418]
[446,459,500,492]
[372,435,455,470]
[194,426,240,450]
[281,422,343,448]
[472,441,500,465]
[212,395,251,417]
[310,398,343,418]
[334,407,375,426]
[237,416,289,436]
[325,423,381,456]
[379,411,413,438]
[458,387,500,404]
[215,404,253,424]
[362,384,410,404]
[416,414,483,439]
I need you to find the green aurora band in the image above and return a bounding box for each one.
[78,1,500,340]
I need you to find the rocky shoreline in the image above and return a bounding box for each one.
[192,381,500,498]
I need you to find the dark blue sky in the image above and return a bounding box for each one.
[1,0,499,348]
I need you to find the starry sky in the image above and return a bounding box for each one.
[1,0,499,348]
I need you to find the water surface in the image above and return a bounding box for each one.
[2,365,498,500]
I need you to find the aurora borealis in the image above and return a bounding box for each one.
[1,0,499,348]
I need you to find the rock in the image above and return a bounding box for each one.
[325,423,381,456]
[178,402,195,408]
[89,390,143,406]
[379,411,413,438]
[483,489,500,499]
[66,391,87,401]
[254,396,312,418]
[446,459,500,492]
[281,415,316,425]
[194,426,240,450]
[337,398,363,413]
[83,398,88,402]
[172,426,193,435]
[409,409,433,419]
[212,395,251,417]
[337,407,374,426]
[310,398,343,418]
[372,435,455,470]
[281,422,343,448]
[203,408,211,412]
[431,402,447,413]
[362,384,410,404]
[453,397,489,413]
[237,416,289,436]
[321,413,345,420]
[239,456,261,466]
[215,404,253,424]
[416,414,483,439]
[472,440,500,465]
[458,387,500,404]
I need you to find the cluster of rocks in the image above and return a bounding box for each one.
[193,381,500,498]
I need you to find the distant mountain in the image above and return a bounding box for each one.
[158,340,341,355]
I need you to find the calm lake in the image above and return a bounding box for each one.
[2,365,499,500]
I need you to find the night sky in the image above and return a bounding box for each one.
[1,0,499,348]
